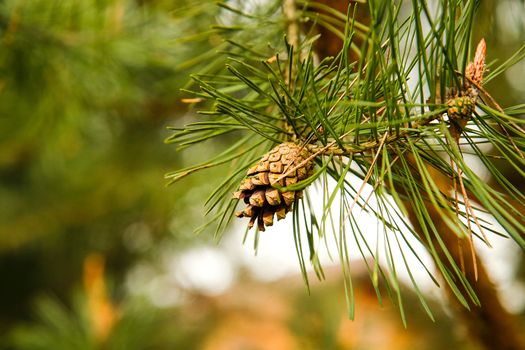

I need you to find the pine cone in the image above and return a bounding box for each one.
[234,142,314,231]
[446,89,477,142]
[447,93,476,123]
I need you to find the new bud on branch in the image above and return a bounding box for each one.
[234,142,314,231]
[446,38,486,140]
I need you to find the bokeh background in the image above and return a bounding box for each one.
[0,0,524,349]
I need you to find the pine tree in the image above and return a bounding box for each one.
[168,1,525,349]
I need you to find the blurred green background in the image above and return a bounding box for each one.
[0,0,523,349]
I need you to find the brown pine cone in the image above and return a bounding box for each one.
[234,142,314,231]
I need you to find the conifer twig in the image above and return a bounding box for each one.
[168,3,525,345]
[305,109,444,156]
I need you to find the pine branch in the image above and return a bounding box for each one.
[306,108,445,156]
[167,0,525,334]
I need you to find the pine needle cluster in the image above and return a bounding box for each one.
[167,0,525,322]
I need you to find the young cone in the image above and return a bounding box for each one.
[446,38,486,141]
[234,142,314,231]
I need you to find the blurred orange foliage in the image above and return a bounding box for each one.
[83,254,119,343]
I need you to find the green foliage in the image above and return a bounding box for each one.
[9,295,160,350]
[0,0,219,336]
[0,0,219,248]
[168,0,525,319]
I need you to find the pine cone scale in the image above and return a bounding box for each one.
[265,188,281,206]
[249,190,266,207]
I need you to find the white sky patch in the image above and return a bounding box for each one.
[223,220,303,282]
[169,246,236,296]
